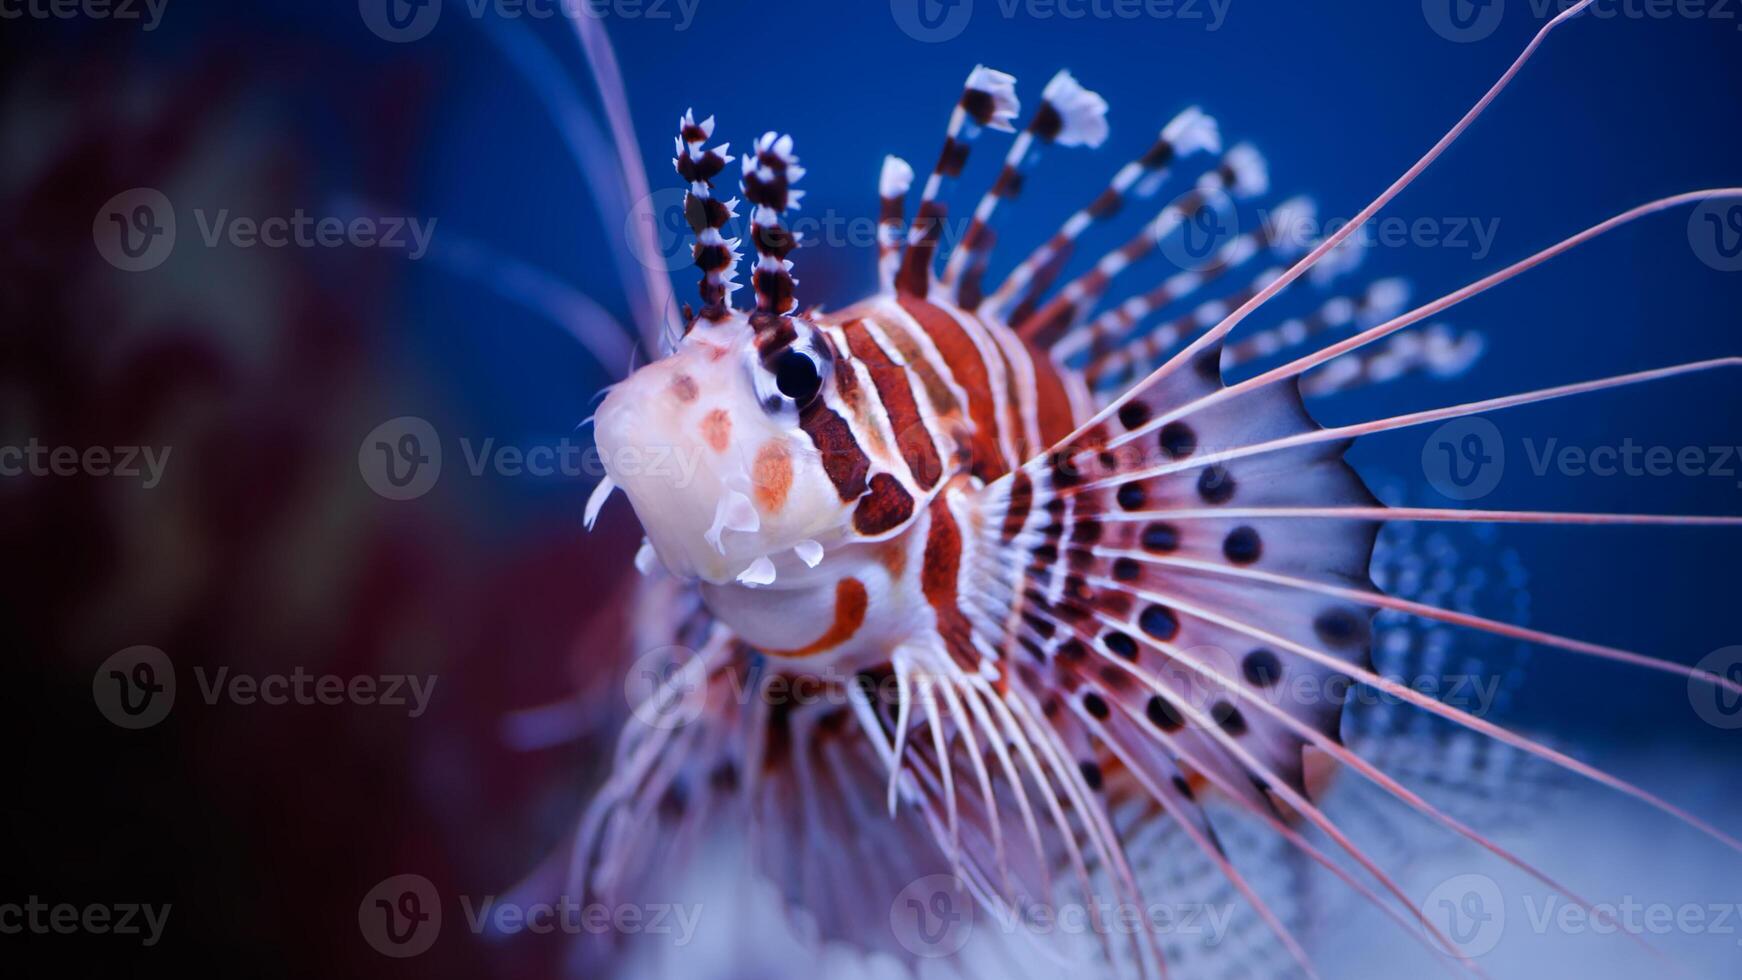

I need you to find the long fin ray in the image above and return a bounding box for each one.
[1092,189,1742,471]
[1128,550,1742,699]
[1065,577,1652,956]
[567,15,682,350]
[1050,0,1600,459]
[1085,357,1742,492]
[1125,576,1742,856]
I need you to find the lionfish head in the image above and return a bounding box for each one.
[597,114,884,588]
[595,306,851,586]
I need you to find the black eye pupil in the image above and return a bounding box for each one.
[774,350,823,405]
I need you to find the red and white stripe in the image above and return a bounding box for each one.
[981,106,1222,322]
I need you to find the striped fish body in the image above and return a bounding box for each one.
[598,291,1086,667]
[584,63,1385,974]
[824,294,1091,489]
[575,26,1742,975]
[579,59,1391,979]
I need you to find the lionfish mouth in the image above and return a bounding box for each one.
[591,388,739,584]
[589,354,832,588]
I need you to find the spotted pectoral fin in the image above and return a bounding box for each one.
[998,352,1379,791]
[947,343,1387,974]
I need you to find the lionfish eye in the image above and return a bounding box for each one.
[772,348,824,407]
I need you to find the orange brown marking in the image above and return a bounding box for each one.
[765,578,868,659]
[670,373,700,403]
[701,409,732,453]
[752,439,793,513]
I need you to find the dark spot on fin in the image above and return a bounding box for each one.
[1198,465,1236,504]
[1242,649,1282,688]
[1147,696,1184,732]
[1223,526,1262,565]
[1079,760,1104,791]
[1313,608,1370,649]
[1103,631,1138,660]
[1159,421,1197,460]
[1142,523,1180,553]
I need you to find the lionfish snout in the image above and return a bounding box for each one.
[594,325,849,587]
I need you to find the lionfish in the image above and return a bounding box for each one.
[523,3,1740,975]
